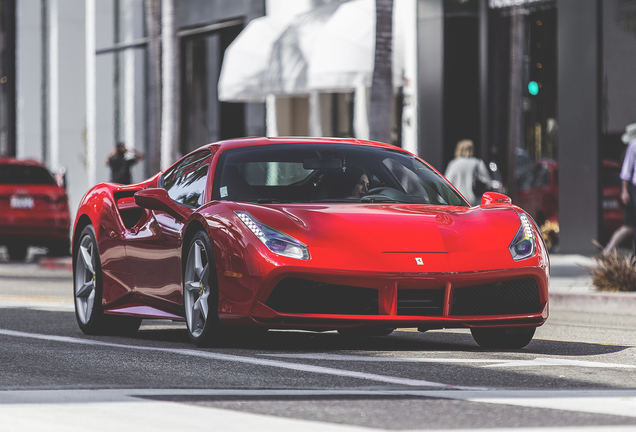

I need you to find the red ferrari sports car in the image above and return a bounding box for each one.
[1,158,71,261]
[72,137,549,348]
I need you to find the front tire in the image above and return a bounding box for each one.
[470,327,536,349]
[184,231,222,347]
[74,225,141,335]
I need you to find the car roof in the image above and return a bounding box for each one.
[0,157,48,168]
[197,136,406,153]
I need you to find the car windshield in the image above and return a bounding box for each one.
[0,164,57,185]
[211,143,468,206]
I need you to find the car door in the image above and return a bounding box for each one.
[125,150,212,306]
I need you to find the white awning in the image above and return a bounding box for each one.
[217,15,291,102]
[261,1,343,96]
[308,0,404,92]
[218,0,404,102]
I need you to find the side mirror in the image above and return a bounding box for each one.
[481,191,512,206]
[134,188,190,221]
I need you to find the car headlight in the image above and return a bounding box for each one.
[235,211,310,260]
[509,212,536,261]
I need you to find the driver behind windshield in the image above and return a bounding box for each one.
[318,165,371,199]
[351,172,370,197]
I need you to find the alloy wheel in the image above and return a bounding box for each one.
[75,233,97,325]
[184,238,211,339]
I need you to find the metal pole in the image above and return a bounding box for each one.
[41,0,48,163]
[160,0,178,170]
[49,0,59,170]
[124,0,136,151]
[86,0,96,185]
[144,0,161,174]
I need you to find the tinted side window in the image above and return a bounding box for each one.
[0,165,57,185]
[162,151,211,207]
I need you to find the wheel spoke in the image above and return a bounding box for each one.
[85,289,95,321]
[200,264,209,286]
[194,243,204,279]
[185,281,200,292]
[191,298,203,331]
[80,245,94,274]
[199,292,209,320]
[76,280,94,298]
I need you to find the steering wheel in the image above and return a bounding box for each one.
[361,187,407,203]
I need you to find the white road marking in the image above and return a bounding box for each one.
[0,328,471,389]
[0,401,374,432]
[547,320,636,332]
[2,389,636,431]
[0,297,73,310]
[262,353,636,369]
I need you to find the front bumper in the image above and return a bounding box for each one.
[240,266,549,331]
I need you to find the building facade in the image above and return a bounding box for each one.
[3,0,636,253]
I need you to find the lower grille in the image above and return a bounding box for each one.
[451,278,541,316]
[397,288,444,316]
[266,278,379,315]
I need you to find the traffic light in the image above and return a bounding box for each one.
[528,81,539,96]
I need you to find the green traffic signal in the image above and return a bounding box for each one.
[528,81,539,95]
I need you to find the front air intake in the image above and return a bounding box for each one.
[266,278,379,315]
[451,278,541,316]
[397,288,445,316]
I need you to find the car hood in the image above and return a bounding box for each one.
[238,203,522,255]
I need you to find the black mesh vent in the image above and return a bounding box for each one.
[451,278,541,316]
[266,278,379,315]
[119,208,143,229]
[397,288,444,316]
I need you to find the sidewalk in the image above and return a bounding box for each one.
[549,254,636,316]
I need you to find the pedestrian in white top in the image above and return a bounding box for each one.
[444,139,491,206]
[603,122,636,256]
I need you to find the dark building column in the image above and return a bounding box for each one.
[479,0,489,163]
[0,0,16,157]
[417,0,444,171]
[557,0,600,254]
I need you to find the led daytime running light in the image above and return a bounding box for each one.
[236,212,265,239]
[235,211,310,260]
[509,212,537,261]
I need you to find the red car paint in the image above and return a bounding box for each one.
[73,137,549,346]
[0,158,70,260]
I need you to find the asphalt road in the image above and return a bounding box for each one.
[1,254,636,431]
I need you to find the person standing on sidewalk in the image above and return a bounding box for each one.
[444,139,491,206]
[105,142,144,185]
[603,123,636,256]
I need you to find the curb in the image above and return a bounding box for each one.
[549,291,636,316]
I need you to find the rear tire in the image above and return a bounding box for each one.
[7,244,28,262]
[470,327,535,349]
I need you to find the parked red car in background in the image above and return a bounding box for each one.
[0,158,71,261]
[514,159,622,247]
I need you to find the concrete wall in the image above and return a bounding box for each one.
[603,0,636,134]
[557,0,600,254]
[417,0,444,171]
[16,0,42,161]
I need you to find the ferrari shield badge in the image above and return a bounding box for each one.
[415,257,424,265]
